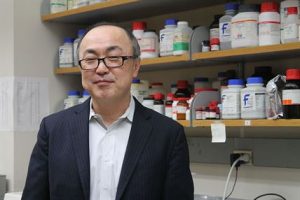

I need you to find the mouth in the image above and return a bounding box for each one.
[93,79,114,86]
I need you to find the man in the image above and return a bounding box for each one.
[22,23,194,200]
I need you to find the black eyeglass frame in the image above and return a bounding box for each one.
[78,56,137,70]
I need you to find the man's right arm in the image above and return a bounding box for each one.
[22,118,50,200]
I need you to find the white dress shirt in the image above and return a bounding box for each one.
[89,96,135,200]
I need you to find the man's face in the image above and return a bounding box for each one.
[79,25,140,102]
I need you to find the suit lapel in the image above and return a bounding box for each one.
[116,100,153,200]
[70,99,91,200]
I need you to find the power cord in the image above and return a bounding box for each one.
[222,154,250,200]
[225,167,238,199]
[254,193,286,200]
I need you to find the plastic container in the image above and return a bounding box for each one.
[153,93,165,115]
[173,21,193,55]
[78,90,90,104]
[64,90,80,109]
[142,96,154,110]
[139,80,150,100]
[219,3,239,50]
[259,2,280,46]
[231,4,260,48]
[176,98,189,120]
[50,0,67,13]
[131,78,143,103]
[209,14,223,50]
[74,0,89,8]
[282,69,300,119]
[59,37,74,68]
[140,30,159,59]
[280,0,300,43]
[175,80,191,98]
[241,77,266,119]
[132,21,146,47]
[73,29,86,66]
[221,79,244,119]
[283,7,299,43]
[160,19,177,56]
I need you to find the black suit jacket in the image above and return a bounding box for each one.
[22,98,194,200]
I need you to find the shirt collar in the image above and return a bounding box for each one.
[89,96,135,123]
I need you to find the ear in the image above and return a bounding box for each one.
[132,59,141,78]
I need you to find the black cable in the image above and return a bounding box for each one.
[254,193,286,200]
[225,167,238,199]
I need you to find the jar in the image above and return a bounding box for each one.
[175,80,191,98]
[140,30,159,59]
[165,93,174,118]
[150,82,165,96]
[153,93,165,115]
[176,98,189,120]
[64,90,80,109]
[142,96,154,110]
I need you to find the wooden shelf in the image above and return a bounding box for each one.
[177,120,191,127]
[41,0,226,24]
[55,67,80,74]
[192,119,300,127]
[192,42,300,63]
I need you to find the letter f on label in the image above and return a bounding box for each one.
[243,94,250,106]
[222,23,228,34]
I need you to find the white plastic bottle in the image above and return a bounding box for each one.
[50,0,67,13]
[221,79,244,119]
[67,0,74,10]
[64,90,80,109]
[73,29,86,66]
[219,2,239,50]
[132,21,146,47]
[280,0,300,43]
[59,37,74,68]
[131,78,143,103]
[241,77,266,119]
[283,7,299,43]
[173,21,193,55]
[231,4,260,48]
[159,19,177,57]
[140,30,159,59]
[259,2,280,46]
[89,0,106,5]
[74,0,89,8]
[78,90,90,104]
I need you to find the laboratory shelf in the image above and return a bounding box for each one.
[192,119,300,127]
[192,42,300,63]
[177,120,191,127]
[55,67,80,74]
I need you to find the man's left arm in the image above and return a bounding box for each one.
[163,125,194,200]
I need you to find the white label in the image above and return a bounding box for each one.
[140,38,156,53]
[50,0,67,13]
[195,110,202,120]
[222,92,240,114]
[177,105,187,114]
[165,106,173,118]
[211,123,226,143]
[284,23,298,40]
[232,20,258,42]
[282,89,300,105]
[160,30,175,56]
[59,45,73,67]
[153,105,165,115]
[259,23,280,38]
[219,22,231,42]
[210,28,219,40]
[241,92,265,112]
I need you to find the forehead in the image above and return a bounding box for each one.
[80,25,132,53]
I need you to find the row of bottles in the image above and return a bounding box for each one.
[50,0,107,13]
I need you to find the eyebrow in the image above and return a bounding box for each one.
[82,46,124,57]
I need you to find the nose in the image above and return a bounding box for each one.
[95,60,109,74]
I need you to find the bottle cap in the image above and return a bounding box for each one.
[228,79,244,85]
[261,2,279,12]
[177,97,189,101]
[177,80,188,89]
[225,2,239,11]
[68,90,80,96]
[286,69,300,80]
[167,93,174,100]
[165,19,177,26]
[153,93,165,100]
[78,29,86,37]
[247,77,263,84]
[82,90,90,96]
[287,7,298,15]
[132,78,140,83]
[64,37,74,43]
[132,21,146,30]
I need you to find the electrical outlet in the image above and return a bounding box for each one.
[233,150,253,165]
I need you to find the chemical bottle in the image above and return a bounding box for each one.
[173,21,193,55]
[153,93,165,115]
[194,77,210,92]
[64,90,80,109]
[280,0,300,43]
[132,21,146,47]
[139,80,150,100]
[73,29,86,66]
[67,0,74,10]
[219,3,239,50]
[160,19,177,57]
[142,96,154,110]
[241,77,266,119]
[221,79,244,119]
[89,0,106,5]
[140,30,159,59]
[78,90,90,104]
[283,7,300,43]
[176,98,189,120]
[282,68,300,119]
[74,0,89,8]
[165,93,174,118]
[231,4,260,48]
[59,37,74,68]
[50,0,67,13]
[209,14,222,50]
[170,83,177,94]
[259,2,280,46]
[149,82,166,97]
[131,78,143,103]
[174,80,191,98]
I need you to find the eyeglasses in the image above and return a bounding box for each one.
[79,56,137,70]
